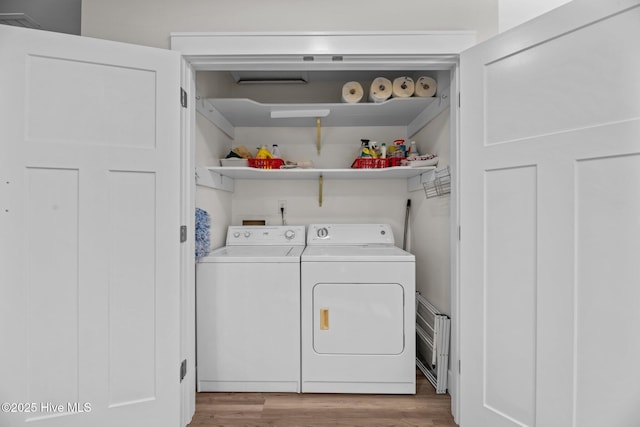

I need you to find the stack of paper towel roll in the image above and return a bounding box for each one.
[341,76,437,103]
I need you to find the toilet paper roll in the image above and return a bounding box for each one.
[369,77,392,103]
[414,76,437,97]
[392,77,415,98]
[341,81,364,103]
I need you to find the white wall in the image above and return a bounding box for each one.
[231,125,411,243]
[411,109,451,314]
[195,116,232,251]
[81,0,499,49]
[194,72,234,251]
[499,0,571,32]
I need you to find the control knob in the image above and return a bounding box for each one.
[284,229,296,240]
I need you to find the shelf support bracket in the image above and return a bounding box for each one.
[318,174,323,207]
[196,97,235,140]
[195,166,234,192]
[316,117,322,155]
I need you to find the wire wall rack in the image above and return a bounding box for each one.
[423,166,451,199]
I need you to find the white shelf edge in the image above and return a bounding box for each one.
[206,165,436,183]
[196,93,449,140]
[204,97,437,129]
[195,166,234,192]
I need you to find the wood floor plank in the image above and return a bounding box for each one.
[188,371,457,426]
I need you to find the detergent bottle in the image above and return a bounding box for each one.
[359,139,375,158]
[256,145,273,159]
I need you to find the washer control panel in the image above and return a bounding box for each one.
[226,225,306,246]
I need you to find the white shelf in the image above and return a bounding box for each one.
[196,96,449,139]
[206,97,435,127]
[197,165,437,192]
[209,165,434,179]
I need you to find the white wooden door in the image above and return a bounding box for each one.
[0,25,182,426]
[459,1,640,426]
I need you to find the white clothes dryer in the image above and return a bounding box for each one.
[301,224,416,394]
[196,225,305,392]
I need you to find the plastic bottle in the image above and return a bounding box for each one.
[370,141,379,157]
[408,141,417,160]
[256,145,272,159]
[271,144,282,158]
[380,143,387,159]
[360,139,374,158]
[394,139,406,158]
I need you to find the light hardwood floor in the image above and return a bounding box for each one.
[188,371,457,427]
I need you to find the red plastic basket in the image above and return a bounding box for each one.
[351,158,388,169]
[387,157,405,167]
[248,158,284,169]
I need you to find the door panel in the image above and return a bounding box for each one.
[0,25,181,427]
[574,154,640,427]
[460,1,640,426]
[484,6,640,145]
[484,166,537,426]
[108,171,157,406]
[26,55,157,147]
[26,168,80,412]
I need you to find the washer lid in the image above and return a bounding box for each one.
[198,245,304,263]
[301,245,414,262]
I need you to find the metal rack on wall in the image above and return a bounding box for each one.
[423,166,451,199]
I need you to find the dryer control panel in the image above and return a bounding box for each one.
[226,225,306,246]
[306,224,395,246]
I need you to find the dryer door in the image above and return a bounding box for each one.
[313,283,404,355]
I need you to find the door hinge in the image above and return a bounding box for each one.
[180,359,187,382]
[180,225,187,243]
[458,226,461,241]
[458,92,461,108]
[180,87,187,108]
[458,360,461,374]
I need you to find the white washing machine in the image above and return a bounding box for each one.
[301,224,416,394]
[196,225,305,392]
